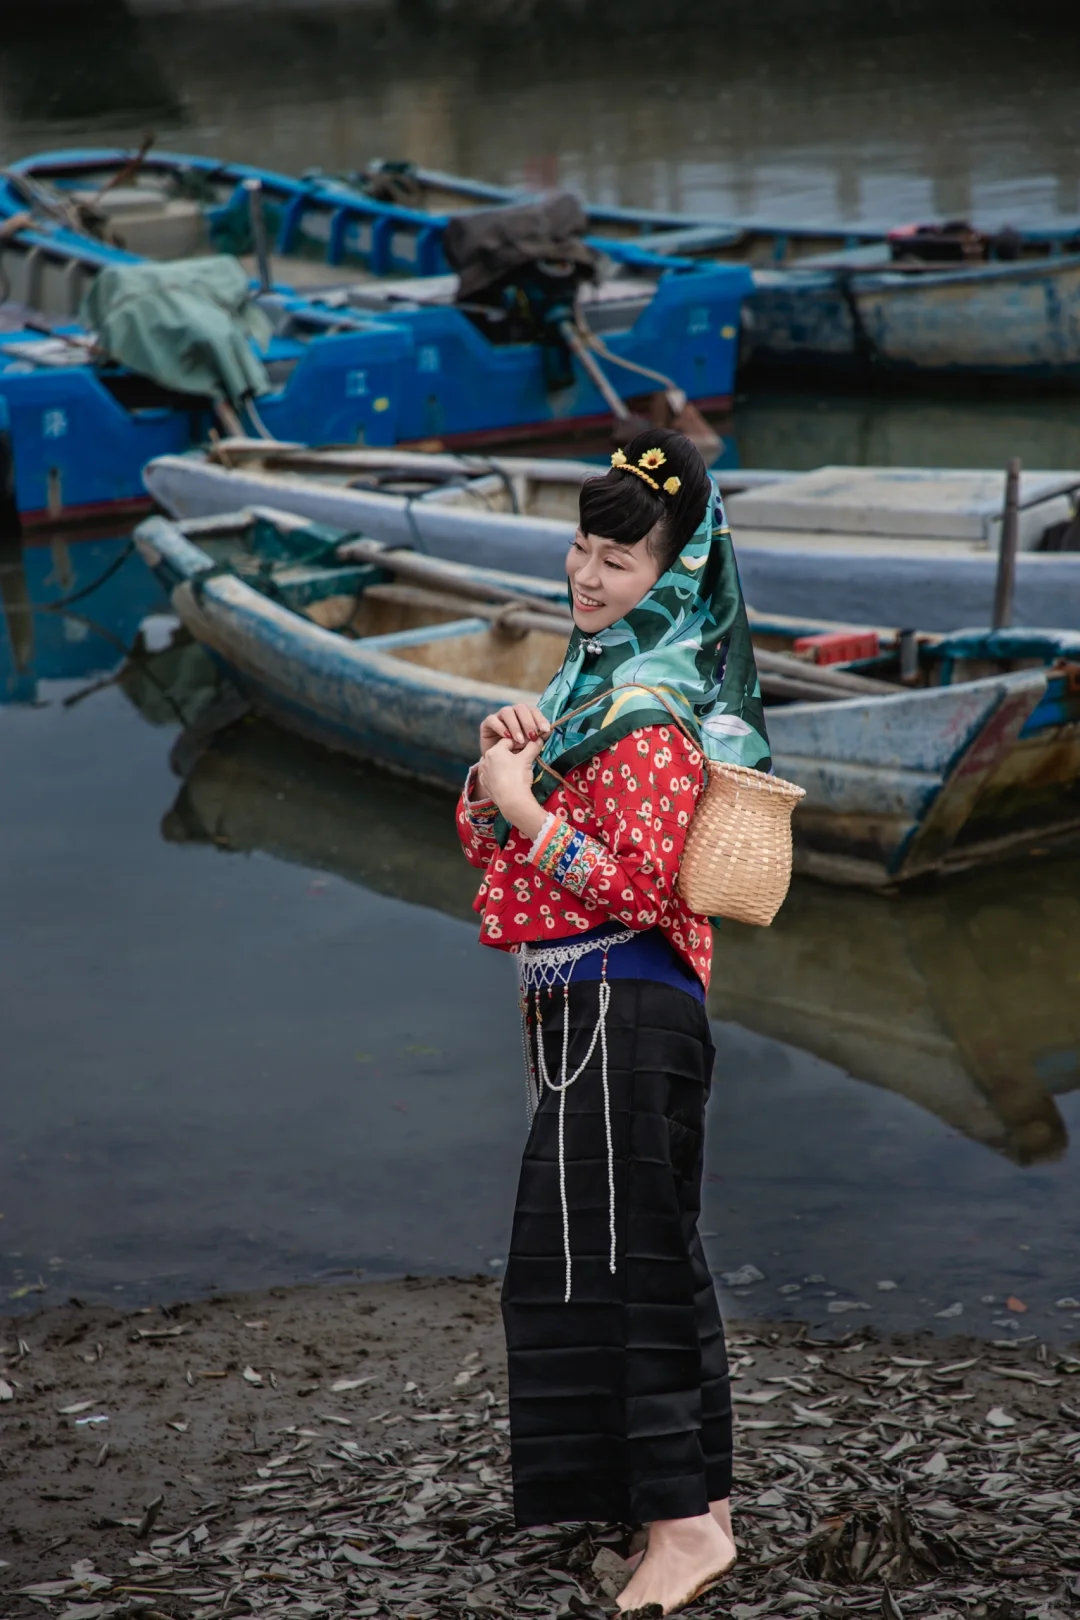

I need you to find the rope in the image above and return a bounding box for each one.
[37,539,136,612]
[401,491,429,554]
[243,394,277,441]
[43,608,192,724]
[575,311,679,394]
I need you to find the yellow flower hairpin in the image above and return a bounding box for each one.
[610,446,682,497]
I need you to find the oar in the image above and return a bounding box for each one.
[336,540,902,697]
[334,537,571,621]
[557,319,651,443]
[573,318,721,463]
[87,132,156,207]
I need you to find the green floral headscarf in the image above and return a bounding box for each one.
[531,482,771,801]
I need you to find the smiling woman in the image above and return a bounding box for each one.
[455,428,773,1615]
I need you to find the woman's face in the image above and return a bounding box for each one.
[566,528,662,633]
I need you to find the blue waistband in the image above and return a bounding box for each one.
[531,924,705,1004]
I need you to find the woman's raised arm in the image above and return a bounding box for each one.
[522,726,705,931]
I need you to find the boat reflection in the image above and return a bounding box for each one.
[0,528,167,704]
[159,703,1077,1170]
[162,715,480,925]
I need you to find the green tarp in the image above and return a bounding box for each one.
[81,255,272,407]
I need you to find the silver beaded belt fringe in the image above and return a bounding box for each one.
[517,930,635,1303]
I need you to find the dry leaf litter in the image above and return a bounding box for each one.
[3,1281,1080,1620]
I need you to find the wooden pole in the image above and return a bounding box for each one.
[558,320,633,421]
[243,178,273,294]
[992,457,1021,630]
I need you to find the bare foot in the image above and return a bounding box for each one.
[710,1496,733,1541]
[616,1512,735,1615]
[624,1499,733,1574]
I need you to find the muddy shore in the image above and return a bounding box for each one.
[3,1278,1079,1618]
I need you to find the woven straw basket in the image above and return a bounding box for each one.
[539,684,805,929]
[677,762,806,927]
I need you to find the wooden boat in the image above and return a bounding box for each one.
[133,505,1080,889]
[346,159,1080,270]
[0,158,747,530]
[743,254,1080,387]
[350,164,1080,384]
[0,189,412,531]
[136,686,1077,1166]
[142,444,1080,631]
[0,146,894,278]
[15,149,1080,390]
[338,163,1080,387]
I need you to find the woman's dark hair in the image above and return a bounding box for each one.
[577,426,712,571]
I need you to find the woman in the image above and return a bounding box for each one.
[455,427,771,1615]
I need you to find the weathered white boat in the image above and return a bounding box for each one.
[133,506,1080,889]
[743,254,1080,387]
[143,445,1080,630]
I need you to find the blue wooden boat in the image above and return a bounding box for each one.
[344,162,1080,387]
[133,505,1080,888]
[0,156,748,529]
[338,159,1080,267]
[5,146,879,275]
[0,191,404,531]
[15,147,1080,389]
[142,445,1080,633]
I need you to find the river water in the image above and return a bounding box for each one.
[2,623,1079,1337]
[2,9,1080,1335]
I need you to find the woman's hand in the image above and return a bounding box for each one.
[479,703,552,756]
[476,737,548,840]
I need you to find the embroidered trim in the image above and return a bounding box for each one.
[528,816,605,896]
[527,811,559,866]
[462,765,499,835]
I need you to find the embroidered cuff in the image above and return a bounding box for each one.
[528,813,606,897]
[463,765,499,837]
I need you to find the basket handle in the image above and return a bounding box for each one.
[533,683,703,805]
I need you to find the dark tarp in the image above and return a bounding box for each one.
[442,192,597,300]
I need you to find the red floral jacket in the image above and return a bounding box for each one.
[454,724,712,989]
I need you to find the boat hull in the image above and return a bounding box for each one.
[744,258,1080,386]
[0,192,746,528]
[135,514,1080,888]
[144,453,1080,633]
[15,149,1080,390]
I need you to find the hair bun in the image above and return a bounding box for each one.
[581,426,711,572]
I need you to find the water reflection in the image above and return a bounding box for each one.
[712,878,1077,1168]
[0,531,166,705]
[734,391,1080,475]
[161,706,1078,1172]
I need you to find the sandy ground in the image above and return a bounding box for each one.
[3,1279,1079,1618]
[0,1277,503,1592]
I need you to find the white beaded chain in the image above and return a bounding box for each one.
[518,932,633,1302]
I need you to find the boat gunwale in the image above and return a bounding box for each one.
[139,512,1070,725]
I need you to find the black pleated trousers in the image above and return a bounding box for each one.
[501,978,733,1528]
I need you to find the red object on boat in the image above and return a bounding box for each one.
[794,630,880,666]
